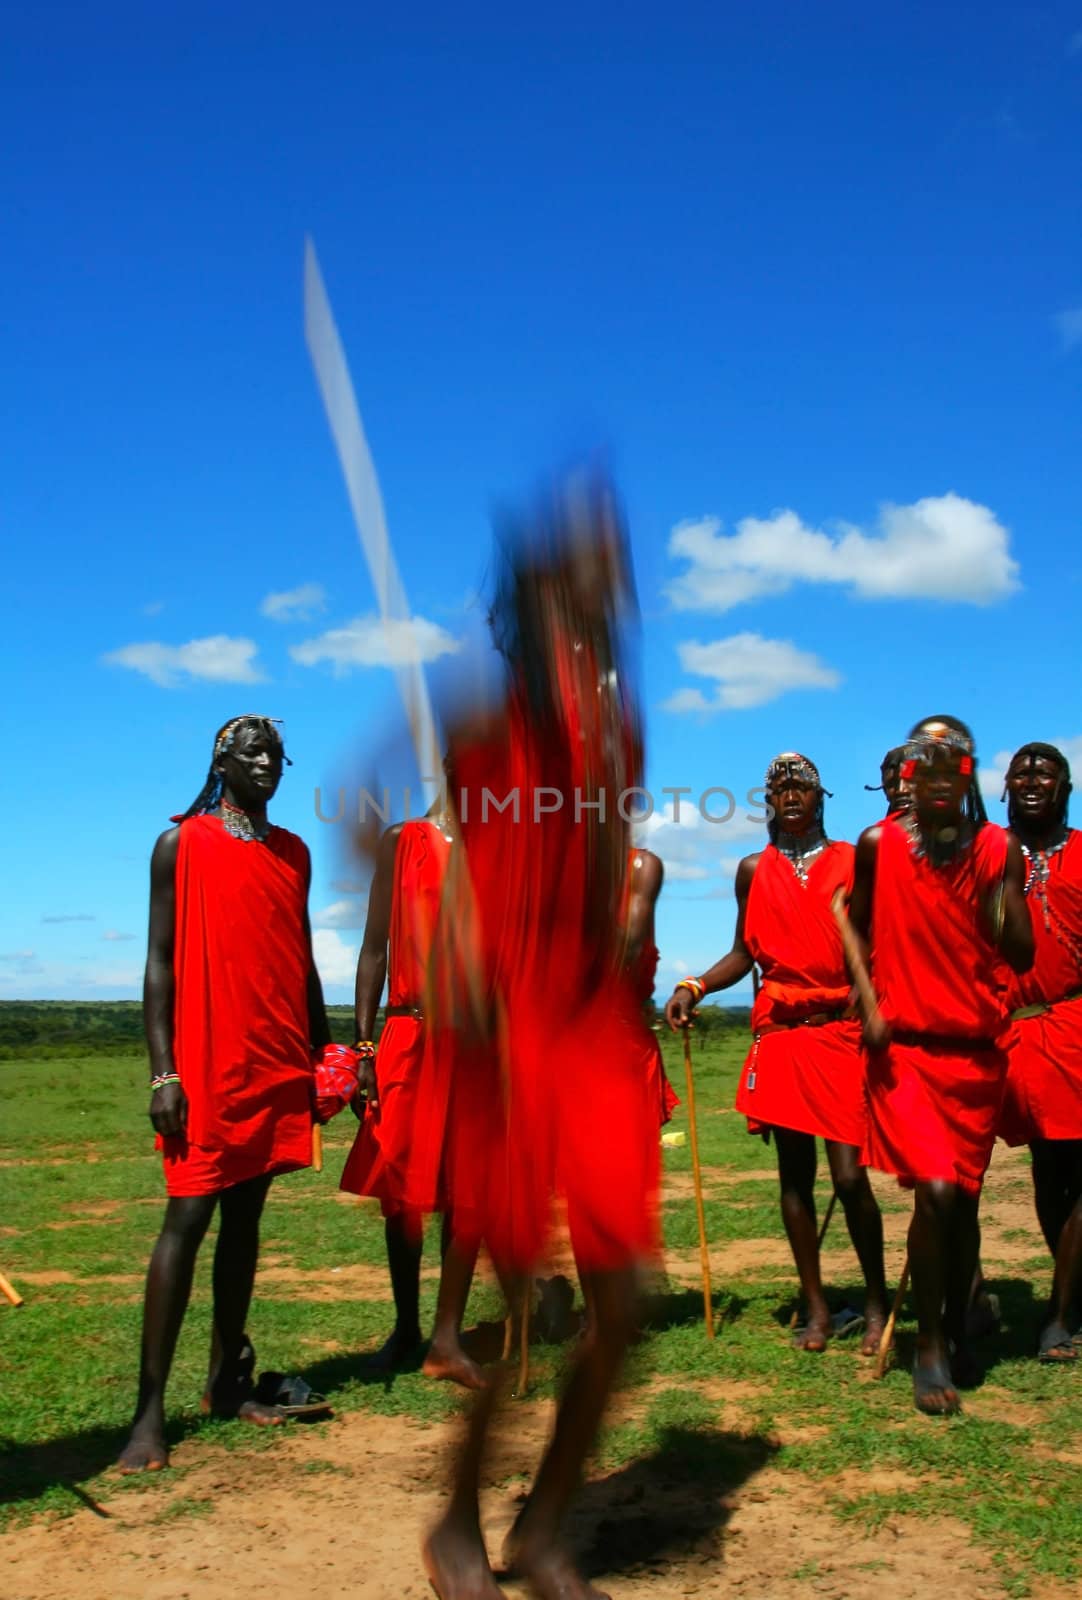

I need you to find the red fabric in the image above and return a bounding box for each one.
[157,815,313,1198]
[431,682,658,1274]
[744,842,855,1030]
[864,820,1011,1193]
[624,856,680,1126]
[871,818,1009,1038]
[732,842,865,1145]
[340,821,450,1216]
[313,1043,360,1124]
[999,830,1082,1145]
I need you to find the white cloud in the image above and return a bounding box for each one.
[1054,306,1082,351]
[142,601,164,617]
[663,862,709,882]
[313,898,366,931]
[981,735,1082,802]
[312,928,359,989]
[291,614,461,674]
[666,493,1018,612]
[663,632,841,713]
[0,953,143,993]
[635,800,764,893]
[42,913,95,924]
[261,583,327,622]
[102,930,137,942]
[103,635,265,689]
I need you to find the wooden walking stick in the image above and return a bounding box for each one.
[516,1281,531,1397]
[311,1121,324,1173]
[681,1026,715,1340]
[0,1271,23,1308]
[875,1256,911,1379]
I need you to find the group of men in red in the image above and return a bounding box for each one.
[114,491,1082,1593]
[666,721,1082,1416]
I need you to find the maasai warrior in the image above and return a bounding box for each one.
[624,846,679,1126]
[340,804,481,1388]
[119,716,331,1473]
[666,753,888,1355]
[998,743,1082,1361]
[866,745,909,817]
[848,715,1033,1416]
[421,475,658,1600]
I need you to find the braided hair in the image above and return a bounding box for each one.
[864,745,906,794]
[904,714,987,827]
[177,715,291,820]
[1004,742,1072,829]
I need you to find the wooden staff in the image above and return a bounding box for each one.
[516,1281,531,1397]
[875,1256,910,1378]
[311,1121,324,1174]
[681,1027,715,1340]
[0,1271,23,1308]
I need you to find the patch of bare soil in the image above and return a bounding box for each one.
[0,1402,1046,1600]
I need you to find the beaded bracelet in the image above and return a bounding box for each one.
[353,1040,377,1059]
[150,1073,182,1091]
[676,977,706,1004]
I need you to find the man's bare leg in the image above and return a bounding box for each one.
[909,1180,961,1415]
[424,1302,517,1600]
[424,1217,485,1389]
[775,1129,831,1350]
[825,1140,888,1354]
[118,1193,217,1471]
[204,1175,284,1425]
[1037,1141,1082,1358]
[505,1265,638,1600]
[366,1210,424,1369]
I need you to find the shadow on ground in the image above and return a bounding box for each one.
[567,1424,777,1578]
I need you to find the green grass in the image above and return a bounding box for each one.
[1,1031,1080,1595]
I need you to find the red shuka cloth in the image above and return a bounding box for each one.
[158,815,314,1197]
[340,820,450,1215]
[733,841,866,1146]
[426,691,659,1274]
[999,829,1082,1145]
[863,818,1010,1193]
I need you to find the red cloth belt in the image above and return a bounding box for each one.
[756,1008,848,1036]
[385,1003,424,1020]
[890,1029,998,1053]
[1010,990,1082,1023]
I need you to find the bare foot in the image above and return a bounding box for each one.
[116,1428,169,1473]
[860,1314,886,1358]
[422,1519,503,1600]
[512,1538,611,1600]
[363,1325,422,1373]
[423,1342,488,1391]
[912,1354,961,1417]
[793,1307,831,1353]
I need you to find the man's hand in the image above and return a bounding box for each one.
[664,990,695,1032]
[149,1080,188,1139]
[862,1010,892,1053]
[358,1053,378,1113]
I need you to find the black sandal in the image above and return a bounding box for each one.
[251,1371,333,1418]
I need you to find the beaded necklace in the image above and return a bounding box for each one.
[218,799,271,843]
[775,827,827,887]
[1019,830,1069,938]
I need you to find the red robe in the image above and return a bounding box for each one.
[340,820,450,1216]
[429,685,659,1274]
[624,856,680,1126]
[999,830,1082,1145]
[733,842,865,1146]
[158,815,314,1197]
[864,817,1009,1194]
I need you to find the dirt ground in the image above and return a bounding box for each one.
[4,1145,1065,1600]
[0,1397,1043,1600]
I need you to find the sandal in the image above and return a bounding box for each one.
[1038,1322,1079,1364]
[251,1371,333,1418]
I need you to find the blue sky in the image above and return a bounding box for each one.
[2,3,1081,1003]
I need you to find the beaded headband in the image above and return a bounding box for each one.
[899,723,975,781]
[765,752,823,792]
[213,715,291,766]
